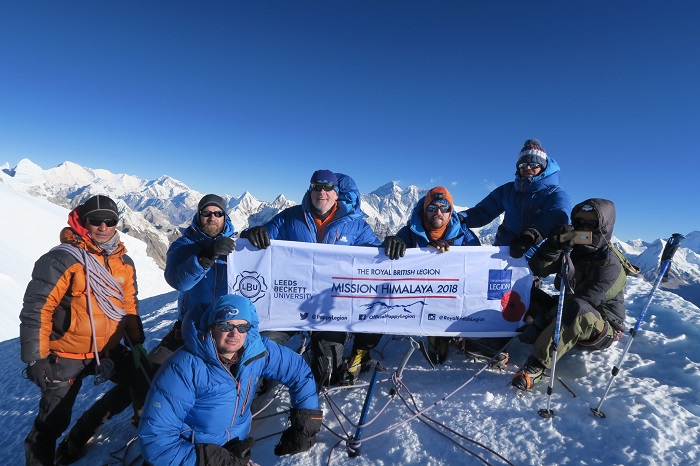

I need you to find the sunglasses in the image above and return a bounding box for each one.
[214,321,252,333]
[518,162,542,170]
[573,218,599,231]
[86,217,118,227]
[200,210,225,218]
[426,204,450,213]
[310,182,335,192]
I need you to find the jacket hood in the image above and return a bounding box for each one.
[301,172,365,220]
[514,156,562,193]
[571,198,616,250]
[182,294,265,369]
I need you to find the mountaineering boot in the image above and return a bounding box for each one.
[461,338,509,369]
[341,348,369,386]
[55,435,83,465]
[427,336,449,364]
[511,356,546,391]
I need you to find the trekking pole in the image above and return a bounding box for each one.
[538,250,570,419]
[347,361,381,458]
[591,233,685,418]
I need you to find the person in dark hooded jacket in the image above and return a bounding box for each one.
[241,169,405,388]
[138,294,322,465]
[512,198,627,391]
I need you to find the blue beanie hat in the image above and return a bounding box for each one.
[310,169,339,191]
[206,295,258,328]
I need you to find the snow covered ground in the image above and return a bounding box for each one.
[1,183,699,465]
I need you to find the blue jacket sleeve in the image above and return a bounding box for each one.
[354,221,382,247]
[139,356,199,465]
[261,340,319,410]
[164,237,207,292]
[538,189,572,237]
[394,225,413,247]
[461,184,507,228]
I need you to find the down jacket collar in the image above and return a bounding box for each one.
[514,156,563,194]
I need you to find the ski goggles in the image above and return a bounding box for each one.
[200,210,225,218]
[85,217,118,227]
[573,218,599,231]
[310,182,336,192]
[517,162,542,170]
[426,203,450,213]
[213,321,252,333]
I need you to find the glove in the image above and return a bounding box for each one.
[94,358,115,385]
[26,358,52,390]
[198,236,236,268]
[509,228,543,258]
[196,438,253,466]
[547,224,576,252]
[427,239,450,253]
[243,225,271,249]
[382,236,406,260]
[131,343,152,372]
[274,408,323,456]
[224,436,255,465]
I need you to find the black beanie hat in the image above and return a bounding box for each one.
[80,195,119,220]
[198,194,227,212]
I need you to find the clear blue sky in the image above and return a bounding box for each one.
[2,1,698,242]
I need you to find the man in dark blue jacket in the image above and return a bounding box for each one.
[139,294,322,465]
[459,138,571,250]
[459,139,572,359]
[395,186,481,364]
[242,170,405,388]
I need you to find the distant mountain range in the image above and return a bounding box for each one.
[3,159,699,308]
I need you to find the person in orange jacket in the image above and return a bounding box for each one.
[20,195,145,466]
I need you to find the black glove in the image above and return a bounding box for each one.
[382,236,406,260]
[198,236,236,268]
[242,225,271,249]
[509,228,543,258]
[26,358,52,390]
[547,224,576,252]
[427,239,450,253]
[274,408,323,456]
[224,436,255,465]
[196,437,253,466]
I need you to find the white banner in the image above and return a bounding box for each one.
[228,240,533,337]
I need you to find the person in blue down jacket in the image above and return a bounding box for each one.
[138,294,322,465]
[459,138,571,252]
[395,186,481,365]
[164,194,237,340]
[241,169,406,388]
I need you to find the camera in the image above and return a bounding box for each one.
[572,230,593,245]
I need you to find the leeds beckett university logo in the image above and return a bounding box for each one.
[232,271,268,303]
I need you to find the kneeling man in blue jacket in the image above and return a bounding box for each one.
[139,294,322,465]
